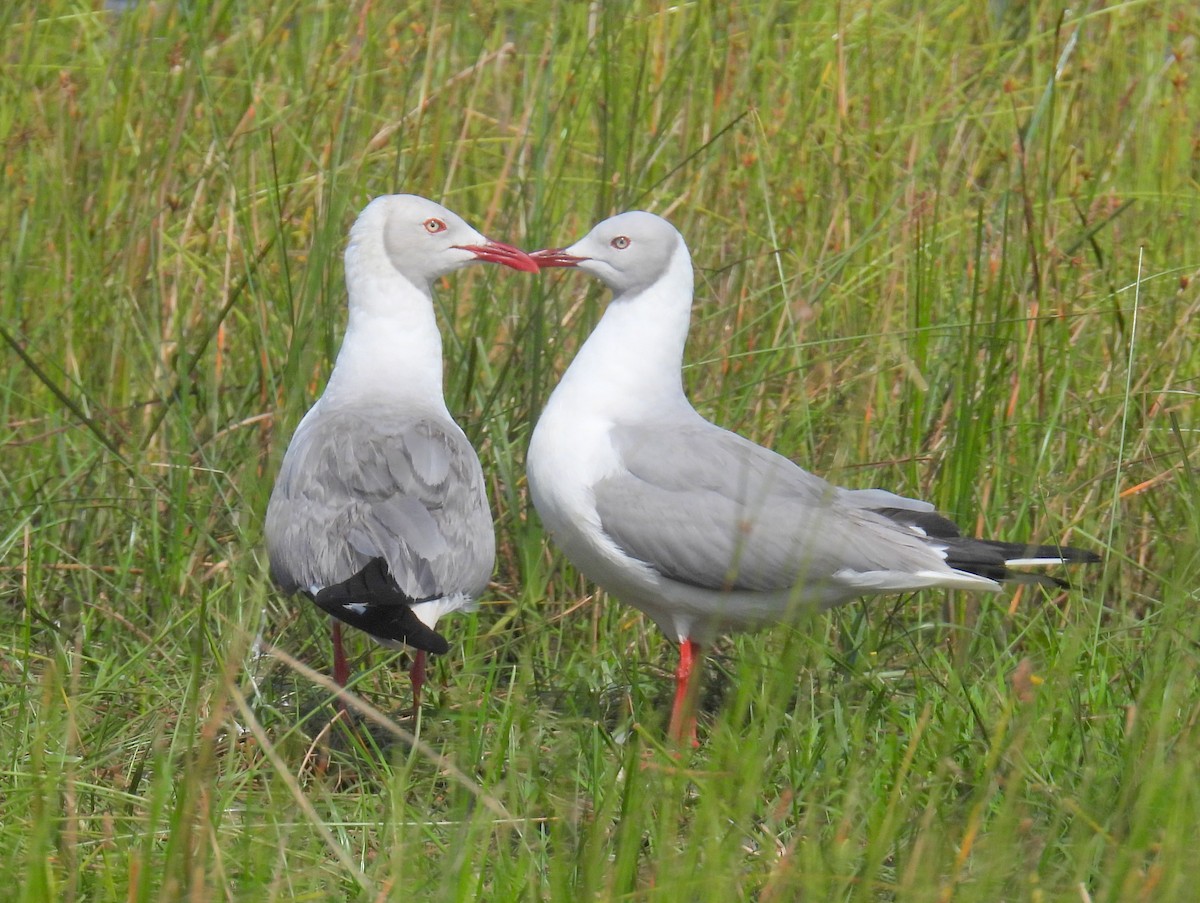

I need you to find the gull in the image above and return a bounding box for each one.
[266,194,538,708]
[527,211,1099,745]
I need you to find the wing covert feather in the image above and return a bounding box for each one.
[595,422,943,591]
[265,405,494,601]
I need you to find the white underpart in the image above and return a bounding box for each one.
[410,592,478,629]
[831,567,999,593]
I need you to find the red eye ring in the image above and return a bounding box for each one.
[611,235,630,249]
[424,218,448,234]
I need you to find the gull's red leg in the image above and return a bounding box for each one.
[331,620,350,687]
[410,650,428,711]
[667,638,703,748]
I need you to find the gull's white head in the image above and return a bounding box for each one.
[346,194,538,287]
[532,211,687,296]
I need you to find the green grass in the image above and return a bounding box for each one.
[2,1,1198,900]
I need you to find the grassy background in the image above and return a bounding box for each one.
[3,1,1198,899]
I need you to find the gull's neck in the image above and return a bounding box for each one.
[552,247,695,421]
[320,266,449,415]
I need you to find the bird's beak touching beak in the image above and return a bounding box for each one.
[529,248,586,268]
[456,241,541,273]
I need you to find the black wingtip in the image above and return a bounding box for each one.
[400,620,451,655]
[1001,542,1104,567]
[877,504,1103,585]
[940,537,1102,588]
[310,558,452,655]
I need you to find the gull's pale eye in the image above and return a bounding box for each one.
[424,218,448,234]
[611,235,631,250]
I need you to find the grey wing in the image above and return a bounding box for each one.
[265,406,496,600]
[594,421,944,592]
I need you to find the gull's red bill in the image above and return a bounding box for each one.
[457,240,540,273]
[529,248,586,268]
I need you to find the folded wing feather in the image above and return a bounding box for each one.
[265,404,494,604]
[595,420,955,594]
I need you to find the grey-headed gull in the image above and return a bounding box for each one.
[527,211,1099,745]
[266,194,538,708]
